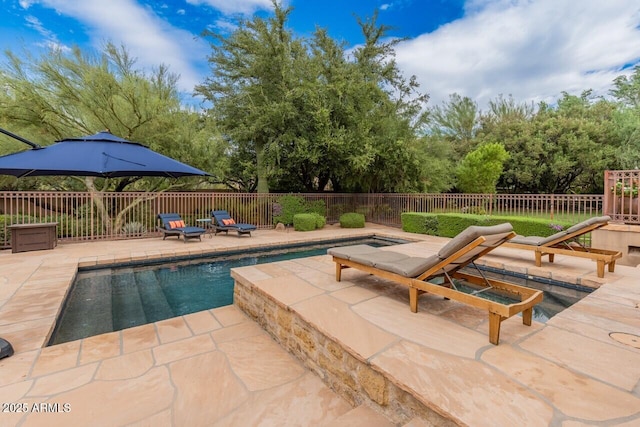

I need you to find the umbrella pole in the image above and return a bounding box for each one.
[0,127,43,149]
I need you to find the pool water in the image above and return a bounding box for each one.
[49,238,401,345]
[48,239,592,346]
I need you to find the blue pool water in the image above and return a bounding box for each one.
[48,237,403,345]
[48,238,592,346]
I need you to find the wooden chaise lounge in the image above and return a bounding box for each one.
[503,215,622,278]
[328,223,543,345]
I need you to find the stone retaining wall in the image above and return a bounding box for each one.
[233,275,458,427]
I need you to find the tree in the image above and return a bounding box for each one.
[197,3,429,193]
[427,93,479,159]
[610,66,640,169]
[456,142,509,193]
[0,43,221,192]
[196,2,302,193]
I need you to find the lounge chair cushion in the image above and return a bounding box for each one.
[437,223,514,260]
[564,215,610,234]
[349,250,409,267]
[327,245,380,260]
[509,235,548,246]
[211,210,257,233]
[376,254,440,277]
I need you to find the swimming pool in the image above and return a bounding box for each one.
[48,237,406,345]
[48,237,592,346]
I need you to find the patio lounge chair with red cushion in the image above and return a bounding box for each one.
[211,210,257,237]
[157,213,206,242]
[328,223,543,345]
[503,215,622,278]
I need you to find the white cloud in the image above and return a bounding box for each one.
[395,0,640,109]
[23,0,209,94]
[185,0,274,16]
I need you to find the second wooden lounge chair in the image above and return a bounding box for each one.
[328,223,543,345]
[503,215,622,278]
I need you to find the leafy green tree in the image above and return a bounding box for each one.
[456,142,509,193]
[196,2,303,193]
[610,66,640,169]
[427,93,479,159]
[477,92,617,193]
[0,43,222,191]
[611,65,640,108]
[197,2,429,193]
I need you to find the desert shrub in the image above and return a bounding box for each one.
[293,213,317,231]
[339,212,365,228]
[273,195,326,226]
[273,195,307,225]
[306,200,327,217]
[121,221,147,236]
[313,213,326,229]
[0,215,23,246]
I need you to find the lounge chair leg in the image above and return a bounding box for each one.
[335,263,342,282]
[597,260,605,278]
[522,307,533,326]
[409,287,419,313]
[608,261,615,272]
[548,253,555,263]
[535,251,543,267]
[488,312,503,345]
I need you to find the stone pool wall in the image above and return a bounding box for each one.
[233,274,458,427]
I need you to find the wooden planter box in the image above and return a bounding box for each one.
[9,222,58,253]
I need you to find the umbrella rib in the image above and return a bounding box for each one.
[102,152,146,167]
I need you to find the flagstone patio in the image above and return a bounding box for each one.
[0,224,638,426]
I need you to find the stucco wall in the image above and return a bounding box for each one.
[592,224,640,267]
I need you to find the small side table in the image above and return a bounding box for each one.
[196,218,214,238]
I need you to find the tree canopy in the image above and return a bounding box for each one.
[1,3,639,195]
[195,1,429,193]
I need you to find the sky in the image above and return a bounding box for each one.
[1,0,640,110]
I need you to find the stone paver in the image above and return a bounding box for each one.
[0,225,638,426]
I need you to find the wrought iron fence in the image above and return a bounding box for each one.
[0,191,606,248]
[604,170,640,224]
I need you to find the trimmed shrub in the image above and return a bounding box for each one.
[401,212,574,238]
[273,195,307,226]
[339,212,365,228]
[401,212,432,234]
[273,195,326,226]
[293,213,317,231]
[313,213,326,229]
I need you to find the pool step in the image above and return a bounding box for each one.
[111,270,147,330]
[135,270,175,323]
[50,272,113,344]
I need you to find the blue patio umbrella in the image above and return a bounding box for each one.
[0,130,210,178]
[0,129,209,359]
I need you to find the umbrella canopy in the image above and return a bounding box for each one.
[0,131,209,178]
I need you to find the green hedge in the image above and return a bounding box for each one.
[401,212,573,237]
[293,213,318,231]
[339,212,365,228]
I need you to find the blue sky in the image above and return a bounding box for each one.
[2,0,640,109]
